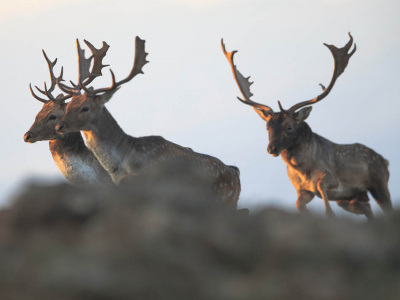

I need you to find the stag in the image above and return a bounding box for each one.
[24,43,113,187]
[222,33,393,219]
[53,37,240,206]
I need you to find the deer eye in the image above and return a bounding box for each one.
[48,115,57,121]
[80,106,89,113]
[286,125,293,132]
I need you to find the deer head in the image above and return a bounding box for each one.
[25,40,111,143]
[55,37,149,134]
[222,33,356,156]
[24,97,68,143]
[24,50,69,143]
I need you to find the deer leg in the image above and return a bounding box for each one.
[295,190,314,215]
[317,174,337,219]
[336,192,374,221]
[369,184,394,215]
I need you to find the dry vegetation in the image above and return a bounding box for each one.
[0,162,399,300]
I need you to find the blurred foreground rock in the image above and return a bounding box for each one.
[0,163,399,300]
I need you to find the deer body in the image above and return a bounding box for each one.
[222,34,393,218]
[52,37,240,207]
[281,127,390,217]
[79,107,240,205]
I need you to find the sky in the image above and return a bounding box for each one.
[0,0,399,217]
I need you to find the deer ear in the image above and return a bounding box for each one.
[96,88,120,105]
[295,106,312,122]
[253,107,272,121]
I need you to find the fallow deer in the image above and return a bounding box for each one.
[53,37,240,207]
[24,43,113,187]
[222,33,393,219]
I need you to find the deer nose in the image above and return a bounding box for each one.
[267,144,279,155]
[55,122,66,133]
[24,131,34,143]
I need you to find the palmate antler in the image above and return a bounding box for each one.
[57,40,110,96]
[285,33,356,114]
[222,33,356,115]
[77,37,149,96]
[221,39,274,116]
[83,40,110,85]
[56,37,148,98]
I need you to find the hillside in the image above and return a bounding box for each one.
[0,163,399,300]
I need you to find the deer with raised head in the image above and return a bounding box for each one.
[222,33,393,219]
[53,37,240,207]
[24,42,113,187]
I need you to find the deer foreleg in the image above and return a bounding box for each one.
[317,173,338,219]
[295,190,314,215]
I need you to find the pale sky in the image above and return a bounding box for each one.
[1,0,399,217]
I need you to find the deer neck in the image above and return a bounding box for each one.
[49,132,86,156]
[49,132,113,186]
[281,122,315,168]
[82,107,132,182]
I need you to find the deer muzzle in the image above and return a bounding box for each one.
[55,122,67,134]
[24,131,35,143]
[267,144,280,157]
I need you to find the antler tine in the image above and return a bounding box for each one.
[35,84,73,102]
[42,50,58,95]
[287,33,356,114]
[57,79,80,96]
[45,69,75,102]
[57,67,80,96]
[43,82,58,101]
[221,39,274,114]
[89,36,149,95]
[29,83,49,104]
[34,85,47,96]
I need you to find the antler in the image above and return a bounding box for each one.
[221,39,274,115]
[31,38,112,104]
[56,39,111,96]
[56,67,80,96]
[29,51,70,103]
[29,84,50,104]
[77,39,110,86]
[83,40,110,85]
[78,36,149,95]
[287,33,356,114]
